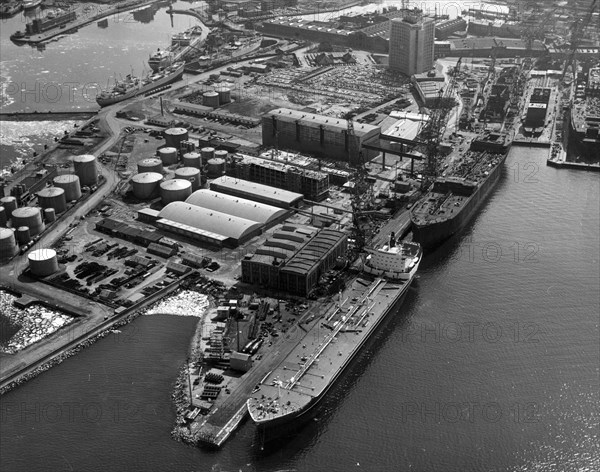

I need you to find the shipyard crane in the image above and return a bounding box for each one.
[417,57,461,188]
[561,0,597,81]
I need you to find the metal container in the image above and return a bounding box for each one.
[131,172,163,200]
[174,167,201,191]
[16,226,31,245]
[73,154,98,186]
[207,158,226,178]
[44,207,56,223]
[37,187,67,214]
[214,149,228,161]
[0,228,18,261]
[53,174,82,201]
[28,248,59,277]
[202,91,220,108]
[215,86,231,104]
[200,147,215,161]
[0,196,18,217]
[0,206,6,227]
[182,152,202,169]
[162,127,189,149]
[157,147,178,166]
[11,207,45,236]
[160,179,192,205]
[137,158,164,174]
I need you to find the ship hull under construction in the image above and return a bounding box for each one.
[411,152,508,250]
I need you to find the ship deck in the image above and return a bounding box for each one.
[248,276,410,422]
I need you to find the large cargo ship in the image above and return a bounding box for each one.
[410,132,511,250]
[148,26,205,72]
[247,236,420,433]
[568,65,600,161]
[96,61,184,107]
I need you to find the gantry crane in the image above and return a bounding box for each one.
[561,0,597,81]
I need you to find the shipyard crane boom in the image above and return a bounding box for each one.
[561,0,597,81]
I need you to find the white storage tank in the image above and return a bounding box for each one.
[1,196,18,217]
[174,167,201,191]
[182,152,202,169]
[0,228,18,261]
[138,158,163,174]
[160,179,192,205]
[44,208,56,223]
[201,147,215,161]
[53,174,82,201]
[215,86,231,104]
[202,91,220,108]
[157,147,178,166]
[207,158,226,178]
[37,187,67,214]
[0,206,6,227]
[28,248,59,277]
[132,172,163,200]
[73,154,98,186]
[12,207,45,236]
[163,128,189,149]
[16,226,31,245]
[214,149,228,161]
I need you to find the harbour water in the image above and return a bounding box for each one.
[1,147,598,471]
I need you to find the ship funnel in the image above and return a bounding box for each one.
[389,232,396,248]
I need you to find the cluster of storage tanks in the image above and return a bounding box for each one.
[201,87,231,108]
[131,130,229,203]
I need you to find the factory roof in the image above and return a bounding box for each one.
[264,108,380,138]
[158,202,263,241]
[236,153,329,180]
[185,190,288,225]
[245,225,318,265]
[210,176,303,208]
[280,228,346,276]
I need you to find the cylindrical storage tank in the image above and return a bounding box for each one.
[44,208,56,223]
[137,158,163,174]
[73,154,98,186]
[28,248,59,277]
[174,167,201,191]
[215,87,231,104]
[162,128,189,149]
[160,179,192,205]
[214,149,228,161]
[16,226,31,245]
[12,207,45,236]
[157,147,178,166]
[0,228,18,261]
[207,158,226,178]
[131,172,163,200]
[53,174,82,201]
[0,206,6,227]
[182,152,202,169]
[1,196,18,217]
[202,91,220,108]
[201,147,215,161]
[37,187,67,214]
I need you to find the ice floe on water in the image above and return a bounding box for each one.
[0,290,74,354]
[144,290,209,318]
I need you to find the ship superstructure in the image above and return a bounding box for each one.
[363,233,421,281]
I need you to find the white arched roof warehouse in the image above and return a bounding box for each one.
[185,190,289,226]
[157,202,263,245]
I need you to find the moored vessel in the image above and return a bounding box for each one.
[247,238,421,433]
[96,61,185,107]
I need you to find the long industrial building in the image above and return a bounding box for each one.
[210,176,304,209]
[241,225,348,296]
[262,108,380,165]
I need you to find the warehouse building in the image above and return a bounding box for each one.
[210,176,303,209]
[156,202,263,247]
[230,153,329,201]
[185,189,289,228]
[242,225,347,296]
[262,108,380,165]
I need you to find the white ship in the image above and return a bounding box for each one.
[362,232,422,281]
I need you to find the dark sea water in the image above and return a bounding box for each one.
[1,147,598,471]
